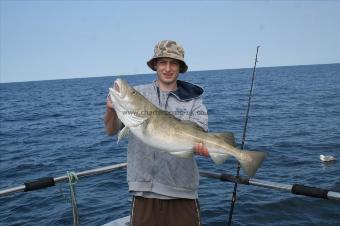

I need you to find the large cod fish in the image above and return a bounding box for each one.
[109,78,267,177]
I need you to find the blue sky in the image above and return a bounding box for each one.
[1,1,339,83]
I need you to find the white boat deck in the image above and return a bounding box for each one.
[102,216,130,226]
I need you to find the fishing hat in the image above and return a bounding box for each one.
[147,40,188,73]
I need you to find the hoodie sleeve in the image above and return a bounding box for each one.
[189,97,208,132]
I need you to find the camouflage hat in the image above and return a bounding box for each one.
[147,40,188,73]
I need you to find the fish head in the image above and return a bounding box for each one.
[109,78,130,101]
[109,78,150,127]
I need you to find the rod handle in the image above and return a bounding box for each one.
[292,184,329,199]
[24,177,55,192]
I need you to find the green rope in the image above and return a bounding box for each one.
[58,184,71,203]
[67,171,80,226]
[67,171,79,185]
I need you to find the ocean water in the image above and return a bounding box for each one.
[0,63,339,226]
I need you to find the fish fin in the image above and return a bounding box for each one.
[210,132,236,147]
[117,126,129,144]
[181,120,206,132]
[239,150,267,178]
[170,150,194,158]
[209,152,231,165]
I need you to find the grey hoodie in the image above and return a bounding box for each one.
[127,80,208,199]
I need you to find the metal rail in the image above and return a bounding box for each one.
[1,163,339,201]
[200,171,340,201]
[0,163,127,197]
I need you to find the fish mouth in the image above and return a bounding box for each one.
[114,81,120,93]
[111,79,123,98]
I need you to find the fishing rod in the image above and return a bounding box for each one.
[1,163,339,201]
[227,46,260,226]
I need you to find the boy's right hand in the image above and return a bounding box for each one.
[106,94,114,110]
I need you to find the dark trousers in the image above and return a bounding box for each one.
[130,196,201,226]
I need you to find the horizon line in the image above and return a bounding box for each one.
[1,62,339,84]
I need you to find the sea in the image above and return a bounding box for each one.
[0,63,339,226]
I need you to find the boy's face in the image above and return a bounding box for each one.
[154,57,180,87]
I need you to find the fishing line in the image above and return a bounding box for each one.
[227,46,260,226]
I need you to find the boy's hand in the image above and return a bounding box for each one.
[195,143,209,157]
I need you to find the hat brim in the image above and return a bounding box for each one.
[147,57,188,73]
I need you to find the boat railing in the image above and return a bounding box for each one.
[1,163,339,200]
[1,162,339,225]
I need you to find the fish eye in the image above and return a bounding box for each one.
[132,90,137,95]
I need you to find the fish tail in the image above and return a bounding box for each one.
[239,150,267,178]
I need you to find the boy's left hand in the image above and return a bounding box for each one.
[195,143,209,157]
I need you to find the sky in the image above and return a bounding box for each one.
[0,1,339,83]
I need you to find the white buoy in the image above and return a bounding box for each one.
[320,155,336,162]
